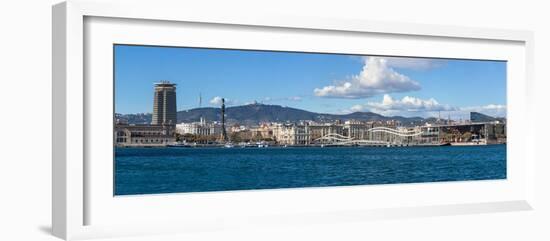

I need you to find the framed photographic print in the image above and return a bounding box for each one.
[53,0,535,240]
[113,45,508,195]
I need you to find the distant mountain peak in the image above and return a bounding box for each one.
[116,105,504,126]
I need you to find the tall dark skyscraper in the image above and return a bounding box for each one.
[152,81,177,125]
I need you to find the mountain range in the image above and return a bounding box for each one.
[115,103,502,126]
[470,111,506,123]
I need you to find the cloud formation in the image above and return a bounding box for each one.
[314,57,421,99]
[348,94,506,119]
[209,96,236,106]
[348,94,457,117]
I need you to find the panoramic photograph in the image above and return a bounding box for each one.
[113,44,507,195]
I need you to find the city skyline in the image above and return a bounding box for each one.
[114,45,506,120]
[113,45,507,195]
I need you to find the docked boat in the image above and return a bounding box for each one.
[256,142,269,148]
[167,142,191,148]
[450,141,486,146]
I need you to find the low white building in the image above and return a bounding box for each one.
[272,124,310,145]
[176,118,222,136]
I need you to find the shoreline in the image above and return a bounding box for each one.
[115,143,506,149]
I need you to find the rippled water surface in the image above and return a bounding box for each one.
[114,145,506,195]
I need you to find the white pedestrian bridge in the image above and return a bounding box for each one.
[313,127,424,146]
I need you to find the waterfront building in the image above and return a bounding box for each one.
[272,124,309,145]
[273,124,295,145]
[249,123,276,140]
[114,123,176,147]
[419,126,441,144]
[343,120,372,140]
[176,118,222,136]
[294,124,310,145]
[308,123,344,141]
[486,123,507,144]
[151,81,177,125]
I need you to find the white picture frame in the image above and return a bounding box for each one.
[52,0,535,240]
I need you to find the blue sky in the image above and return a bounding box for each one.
[114,45,506,120]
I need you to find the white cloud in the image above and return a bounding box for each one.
[370,94,456,112]
[314,57,421,99]
[209,96,223,105]
[345,93,506,120]
[350,94,457,117]
[209,96,236,106]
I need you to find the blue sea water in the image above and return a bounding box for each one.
[114,145,506,195]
